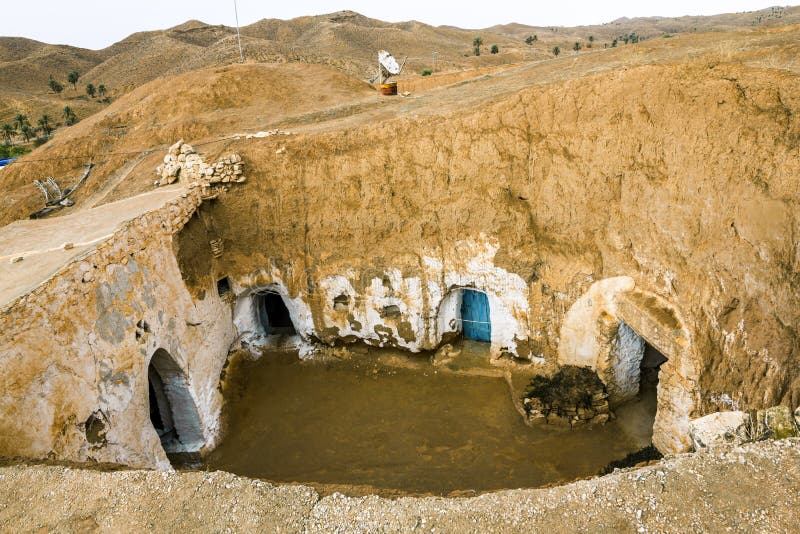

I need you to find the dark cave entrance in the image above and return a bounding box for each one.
[147,349,204,454]
[640,342,668,395]
[256,292,297,336]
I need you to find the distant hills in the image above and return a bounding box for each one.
[1,6,799,126]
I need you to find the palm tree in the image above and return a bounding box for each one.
[98,84,107,98]
[552,46,561,57]
[20,124,33,143]
[1,124,14,144]
[68,71,80,90]
[473,36,483,56]
[14,114,28,132]
[38,115,53,136]
[86,83,96,98]
[62,106,77,126]
[573,42,582,53]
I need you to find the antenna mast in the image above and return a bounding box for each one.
[233,0,244,63]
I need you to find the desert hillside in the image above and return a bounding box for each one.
[3,7,800,128]
[2,19,799,225]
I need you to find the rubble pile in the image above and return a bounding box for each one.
[522,366,612,427]
[155,139,246,188]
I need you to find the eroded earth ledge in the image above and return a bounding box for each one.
[1,439,798,532]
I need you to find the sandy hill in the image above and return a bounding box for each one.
[5,6,800,128]
[0,10,524,128]
[486,5,800,43]
[0,61,377,224]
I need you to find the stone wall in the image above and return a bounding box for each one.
[0,190,235,468]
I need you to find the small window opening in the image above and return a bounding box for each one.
[217,277,232,299]
[381,304,402,318]
[333,294,350,311]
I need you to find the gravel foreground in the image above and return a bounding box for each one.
[0,439,798,533]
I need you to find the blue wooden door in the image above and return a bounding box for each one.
[461,290,491,342]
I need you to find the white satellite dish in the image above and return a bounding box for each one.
[378,50,401,76]
[372,49,407,89]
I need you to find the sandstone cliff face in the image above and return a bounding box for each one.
[0,192,234,467]
[192,60,799,450]
[1,58,798,465]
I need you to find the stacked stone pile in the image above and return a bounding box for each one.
[155,140,246,188]
[522,366,612,428]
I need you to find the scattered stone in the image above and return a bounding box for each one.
[11,256,23,264]
[689,411,750,449]
[63,242,74,250]
[756,406,799,440]
[276,146,287,155]
[243,129,292,139]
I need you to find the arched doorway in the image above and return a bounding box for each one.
[437,288,492,343]
[148,349,204,454]
[558,277,698,452]
[255,291,297,336]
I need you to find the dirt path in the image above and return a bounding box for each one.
[81,150,155,209]
[0,185,184,308]
[0,439,797,532]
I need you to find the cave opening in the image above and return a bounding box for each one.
[256,292,297,336]
[608,322,670,453]
[640,342,668,396]
[147,349,204,454]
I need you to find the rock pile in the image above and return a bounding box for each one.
[522,366,612,427]
[689,405,800,450]
[155,139,246,188]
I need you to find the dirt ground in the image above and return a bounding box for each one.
[0,185,184,308]
[0,438,797,532]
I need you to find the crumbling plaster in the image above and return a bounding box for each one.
[0,191,235,468]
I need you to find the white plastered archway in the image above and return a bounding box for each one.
[558,276,698,453]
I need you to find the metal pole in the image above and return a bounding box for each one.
[233,0,244,63]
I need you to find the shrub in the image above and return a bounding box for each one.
[0,144,31,159]
[48,77,64,94]
[421,69,432,76]
[490,44,499,54]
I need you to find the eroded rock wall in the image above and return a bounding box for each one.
[0,192,235,467]
[194,61,800,450]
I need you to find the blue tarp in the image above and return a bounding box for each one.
[461,289,491,342]
[0,157,16,167]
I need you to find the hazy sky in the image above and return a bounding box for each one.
[0,1,790,49]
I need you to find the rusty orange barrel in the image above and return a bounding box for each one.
[380,82,398,96]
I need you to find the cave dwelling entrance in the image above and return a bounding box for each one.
[439,288,492,343]
[148,348,204,454]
